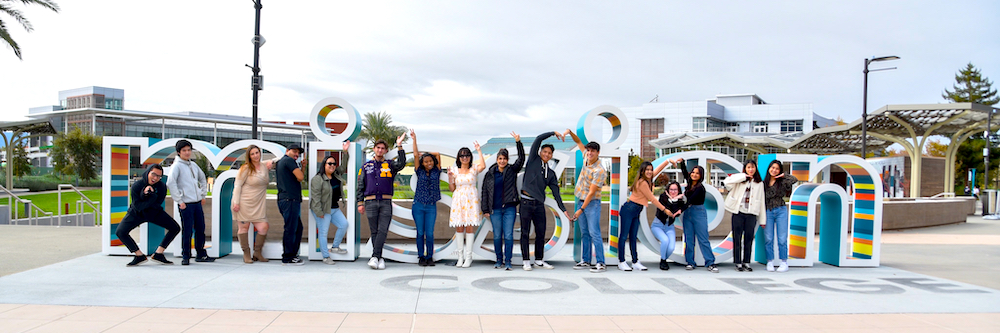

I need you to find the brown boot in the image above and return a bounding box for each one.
[253,234,269,262]
[238,233,252,263]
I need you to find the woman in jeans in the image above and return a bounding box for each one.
[308,141,351,265]
[652,181,686,270]
[410,130,442,266]
[723,159,765,272]
[481,132,525,270]
[232,145,273,263]
[675,158,718,273]
[617,159,672,271]
[763,159,798,272]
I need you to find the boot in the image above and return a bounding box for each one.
[454,233,465,267]
[253,234,269,262]
[239,233,252,264]
[462,233,474,268]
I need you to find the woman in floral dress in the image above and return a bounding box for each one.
[448,141,486,268]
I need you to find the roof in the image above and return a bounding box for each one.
[24,108,311,132]
[0,118,58,136]
[649,132,801,154]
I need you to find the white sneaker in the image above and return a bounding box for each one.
[322,257,336,265]
[523,261,533,271]
[618,262,632,271]
[378,258,386,270]
[534,261,554,269]
[777,261,788,272]
[632,261,648,271]
[766,260,775,272]
[368,257,378,269]
[331,247,348,254]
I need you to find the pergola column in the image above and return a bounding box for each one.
[946,123,985,194]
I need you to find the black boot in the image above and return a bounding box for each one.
[659,259,669,270]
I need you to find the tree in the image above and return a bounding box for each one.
[943,63,999,189]
[1,0,60,60]
[11,143,29,177]
[50,127,102,180]
[925,138,948,157]
[626,152,643,188]
[359,111,407,151]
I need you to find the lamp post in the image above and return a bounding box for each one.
[861,55,900,158]
[249,0,264,140]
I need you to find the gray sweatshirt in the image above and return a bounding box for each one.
[166,158,208,204]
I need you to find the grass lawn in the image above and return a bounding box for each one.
[7,189,102,218]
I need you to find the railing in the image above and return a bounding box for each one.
[0,184,53,226]
[931,192,956,198]
[58,184,101,226]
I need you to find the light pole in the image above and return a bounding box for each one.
[249,0,264,140]
[861,55,900,158]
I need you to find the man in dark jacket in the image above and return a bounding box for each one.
[276,144,306,265]
[356,134,407,270]
[481,132,525,270]
[519,131,569,270]
[115,164,181,267]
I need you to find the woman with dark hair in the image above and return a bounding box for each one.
[723,159,765,271]
[481,132,525,270]
[116,164,180,266]
[652,181,686,270]
[309,141,352,265]
[410,130,442,266]
[447,141,486,267]
[617,159,673,271]
[675,157,718,272]
[232,145,273,263]
[763,159,798,272]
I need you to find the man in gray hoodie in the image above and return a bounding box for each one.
[166,140,214,265]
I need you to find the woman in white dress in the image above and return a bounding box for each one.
[448,141,486,268]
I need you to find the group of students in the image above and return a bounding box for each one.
[116,133,800,273]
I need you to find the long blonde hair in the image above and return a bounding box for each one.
[238,145,261,178]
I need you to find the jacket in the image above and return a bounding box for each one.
[723,173,766,225]
[165,158,208,204]
[481,140,526,215]
[356,148,407,204]
[130,165,168,214]
[310,151,350,217]
[520,132,568,212]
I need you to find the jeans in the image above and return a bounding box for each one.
[576,199,605,264]
[116,209,181,253]
[412,202,437,260]
[764,206,789,261]
[618,201,642,263]
[311,207,348,258]
[650,218,676,260]
[490,206,517,264]
[279,199,303,262]
[365,199,393,259]
[682,205,715,266]
[519,199,547,261]
[179,201,207,258]
[731,212,757,265]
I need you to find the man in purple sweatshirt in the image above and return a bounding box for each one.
[356,134,407,270]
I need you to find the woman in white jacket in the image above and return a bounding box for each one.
[723,159,765,272]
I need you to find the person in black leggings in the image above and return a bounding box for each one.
[115,164,181,266]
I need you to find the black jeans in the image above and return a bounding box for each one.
[731,212,757,265]
[179,202,207,258]
[116,208,180,253]
[366,199,393,259]
[279,199,303,262]
[519,199,547,261]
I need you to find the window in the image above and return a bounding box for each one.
[753,121,768,133]
[640,118,664,160]
[692,118,706,132]
[781,120,803,133]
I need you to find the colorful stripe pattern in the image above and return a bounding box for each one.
[788,194,811,260]
[109,145,130,247]
[838,162,876,259]
[790,162,810,182]
[608,157,621,259]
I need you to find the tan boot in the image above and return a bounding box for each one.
[253,234,269,262]
[238,233,252,264]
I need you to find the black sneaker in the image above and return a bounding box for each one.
[127,255,148,267]
[708,264,719,273]
[659,259,669,271]
[195,255,216,263]
[283,257,305,266]
[150,253,174,265]
[743,264,753,272]
[736,264,744,272]
[181,257,190,265]
[418,258,427,267]
[573,261,592,270]
[427,259,436,267]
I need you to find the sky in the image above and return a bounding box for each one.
[2,1,998,147]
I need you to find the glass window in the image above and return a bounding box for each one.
[753,121,768,133]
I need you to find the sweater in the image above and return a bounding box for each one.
[723,173,766,225]
[165,158,207,204]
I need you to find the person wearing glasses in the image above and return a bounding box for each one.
[309,141,352,265]
[115,164,180,266]
[448,142,486,268]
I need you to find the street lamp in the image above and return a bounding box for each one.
[249,0,264,140]
[861,55,900,158]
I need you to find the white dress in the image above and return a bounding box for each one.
[448,166,482,227]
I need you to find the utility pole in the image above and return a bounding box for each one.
[249,0,264,139]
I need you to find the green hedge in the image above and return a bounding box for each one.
[12,175,101,192]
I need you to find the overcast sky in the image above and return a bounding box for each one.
[2,1,998,147]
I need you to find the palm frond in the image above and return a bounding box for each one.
[0,19,23,59]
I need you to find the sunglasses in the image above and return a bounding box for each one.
[326,162,337,166]
[459,155,472,158]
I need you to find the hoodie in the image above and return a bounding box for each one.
[166,158,208,204]
[130,165,168,213]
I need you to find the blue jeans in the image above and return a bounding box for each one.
[412,202,437,260]
[278,199,303,262]
[179,201,207,259]
[650,218,676,260]
[311,207,348,258]
[577,199,605,264]
[682,205,715,266]
[618,201,642,263]
[764,206,789,261]
[490,206,517,264]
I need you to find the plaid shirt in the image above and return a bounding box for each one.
[574,159,607,200]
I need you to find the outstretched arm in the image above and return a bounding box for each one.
[653,158,673,175]
[474,141,486,173]
[392,133,407,173]
[511,133,525,172]
[564,129,586,152]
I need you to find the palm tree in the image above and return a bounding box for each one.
[359,111,407,151]
[1,0,60,60]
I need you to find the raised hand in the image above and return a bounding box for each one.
[409,129,416,140]
[553,131,565,141]
[448,168,456,181]
[342,140,351,152]
[144,186,153,195]
[675,157,684,164]
[776,173,785,179]
[510,131,520,142]
[473,141,481,152]
[395,133,406,147]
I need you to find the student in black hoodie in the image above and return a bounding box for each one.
[518,131,569,270]
[481,132,525,270]
[115,164,181,266]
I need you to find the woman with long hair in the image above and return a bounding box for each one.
[763,160,798,272]
[675,157,718,273]
[617,159,673,271]
[481,132,525,270]
[723,159,765,272]
[448,142,486,268]
[410,130,442,267]
[652,181,686,270]
[232,145,271,263]
[308,141,352,265]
